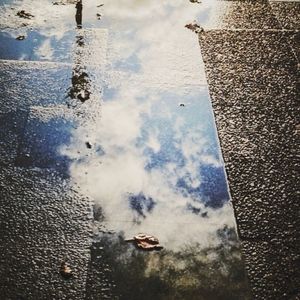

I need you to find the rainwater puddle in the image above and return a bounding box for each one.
[0,1,251,298]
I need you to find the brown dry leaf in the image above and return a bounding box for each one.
[60,262,73,279]
[126,233,164,251]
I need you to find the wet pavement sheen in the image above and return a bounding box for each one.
[0,0,299,299]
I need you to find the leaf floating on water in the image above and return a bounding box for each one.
[126,233,164,251]
[16,35,25,41]
[16,10,34,19]
[85,142,92,149]
[185,21,204,34]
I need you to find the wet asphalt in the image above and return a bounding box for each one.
[198,1,300,299]
[0,1,299,300]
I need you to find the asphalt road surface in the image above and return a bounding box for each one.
[0,1,299,299]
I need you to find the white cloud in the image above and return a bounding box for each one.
[35,39,53,60]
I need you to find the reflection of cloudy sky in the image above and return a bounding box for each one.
[63,85,234,250]
[57,1,236,251]
[0,0,237,250]
[0,0,228,63]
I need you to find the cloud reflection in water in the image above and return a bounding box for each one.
[0,0,250,296]
[58,1,237,252]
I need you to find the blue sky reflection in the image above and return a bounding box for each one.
[55,1,238,252]
[0,1,250,296]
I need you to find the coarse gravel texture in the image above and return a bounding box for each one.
[0,58,99,299]
[269,1,300,30]
[210,1,281,30]
[0,0,299,299]
[0,166,94,300]
[198,1,300,299]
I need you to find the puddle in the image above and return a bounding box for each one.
[15,112,74,176]
[0,0,236,63]
[65,1,249,298]
[0,0,251,298]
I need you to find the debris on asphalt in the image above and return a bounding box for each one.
[179,103,185,107]
[96,13,101,20]
[201,212,208,218]
[60,262,73,279]
[97,4,104,7]
[85,142,92,149]
[189,0,202,3]
[16,10,34,19]
[16,35,25,41]
[77,90,90,102]
[68,67,91,103]
[185,22,204,33]
[126,234,163,251]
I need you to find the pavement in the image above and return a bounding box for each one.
[198,1,300,299]
[0,1,299,300]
